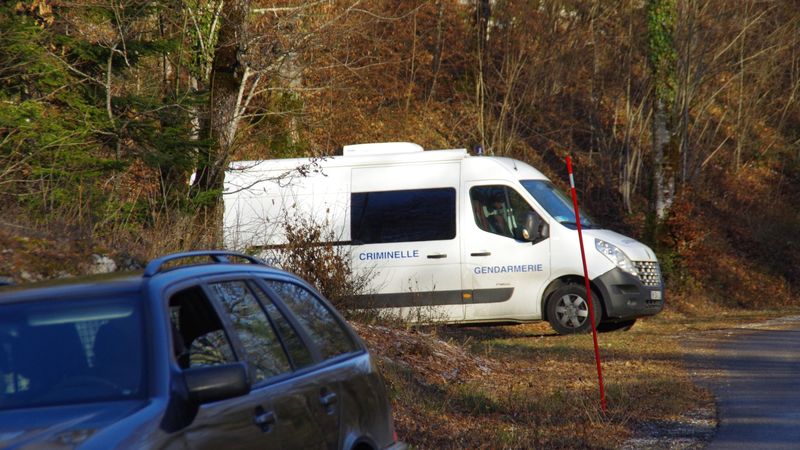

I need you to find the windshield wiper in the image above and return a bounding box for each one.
[559,220,594,229]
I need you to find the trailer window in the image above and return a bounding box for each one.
[351,188,456,244]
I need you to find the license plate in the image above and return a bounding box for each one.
[651,290,662,300]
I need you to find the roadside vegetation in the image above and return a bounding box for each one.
[2,1,800,448]
[359,308,799,449]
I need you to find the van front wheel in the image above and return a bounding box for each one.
[546,284,601,334]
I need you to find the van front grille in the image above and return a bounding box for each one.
[634,261,662,287]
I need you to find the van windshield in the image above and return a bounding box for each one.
[520,180,597,229]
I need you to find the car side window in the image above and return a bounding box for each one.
[264,280,358,360]
[168,286,236,369]
[250,283,315,369]
[189,331,234,367]
[208,281,292,383]
[470,185,542,240]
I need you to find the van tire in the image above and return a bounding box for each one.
[546,284,601,334]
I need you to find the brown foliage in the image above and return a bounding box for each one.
[5,0,800,311]
[276,215,372,314]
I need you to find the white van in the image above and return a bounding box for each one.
[223,143,664,334]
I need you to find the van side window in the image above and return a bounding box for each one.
[351,188,456,244]
[470,185,541,240]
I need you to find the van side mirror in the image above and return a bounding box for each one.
[184,362,250,405]
[520,212,548,243]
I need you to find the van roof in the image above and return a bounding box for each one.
[490,157,549,181]
[228,145,549,181]
[342,142,424,156]
[229,148,470,172]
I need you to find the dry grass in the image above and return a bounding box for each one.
[356,305,799,449]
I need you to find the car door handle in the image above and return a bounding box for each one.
[470,251,491,257]
[427,253,447,259]
[320,390,338,415]
[320,391,338,407]
[253,406,276,433]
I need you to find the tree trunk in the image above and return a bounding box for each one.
[427,0,445,103]
[475,0,491,152]
[653,98,675,220]
[192,0,251,196]
[647,0,678,223]
[189,0,251,245]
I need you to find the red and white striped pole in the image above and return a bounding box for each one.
[566,156,607,412]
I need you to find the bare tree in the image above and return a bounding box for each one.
[647,0,678,222]
[191,0,252,198]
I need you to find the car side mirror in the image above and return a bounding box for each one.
[184,362,250,405]
[520,212,548,243]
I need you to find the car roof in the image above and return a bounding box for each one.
[0,251,291,305]
[0,271,145,304]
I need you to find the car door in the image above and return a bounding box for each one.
[173,280,327,450]
[462,183,551,321]
[255,278,364,450]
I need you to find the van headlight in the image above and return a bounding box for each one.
[595,239,638,276]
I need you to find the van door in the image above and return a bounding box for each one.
[462,183,551,321]
[350,163,463,321]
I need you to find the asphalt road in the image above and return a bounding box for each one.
[689,317,800,450]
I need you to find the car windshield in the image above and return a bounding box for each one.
[0,295,146,410]
[520,180,597,229]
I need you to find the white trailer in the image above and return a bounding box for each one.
[223,143,664,333]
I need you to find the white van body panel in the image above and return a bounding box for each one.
[549,228,614,281]
[583,229,658,262]
[223,143,664,327]
[224,160,352,247]
[349,160,464,322]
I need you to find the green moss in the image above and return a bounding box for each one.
[647,0,678,104]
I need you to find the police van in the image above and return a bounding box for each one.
[223,143,664,334]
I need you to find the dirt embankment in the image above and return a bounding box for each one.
[353,311,727,449]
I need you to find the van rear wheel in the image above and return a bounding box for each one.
[546,284,601,334]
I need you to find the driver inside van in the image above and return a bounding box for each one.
[471,187,521,239]
[488,193,511,236]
